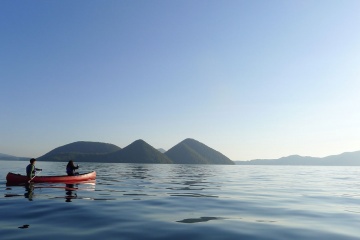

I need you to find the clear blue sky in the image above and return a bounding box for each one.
[1,1,359,160]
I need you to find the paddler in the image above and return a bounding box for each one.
[66,160,79,176]
[26,158,42,179]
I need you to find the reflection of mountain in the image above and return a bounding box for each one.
[37,138,233,165]
[235,151,360,166]
[165,138,234,165]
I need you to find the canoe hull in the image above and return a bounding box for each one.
[6,171,96,184]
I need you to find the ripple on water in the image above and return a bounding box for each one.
[2,163,360,239]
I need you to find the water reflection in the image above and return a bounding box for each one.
[4,183,35,200]
[129,165,150,179]
[164,165,222,198]
[169,193,218,198]
[65,184,77,202]
[3,163,360,239]
[24,183,34,201]
[177,216,224,223]
[18,224,30,229]
[4,181,95,201]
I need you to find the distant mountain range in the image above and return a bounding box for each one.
[24,138,234,165]
[0,153,28,161]
[235,151,360,166]
[4,141,359,165]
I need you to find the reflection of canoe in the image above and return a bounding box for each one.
[6,171,96,184]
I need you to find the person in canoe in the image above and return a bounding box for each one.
[26,158,42,179]
[66,160,79,176]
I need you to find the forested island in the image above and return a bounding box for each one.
[32,138,235,165]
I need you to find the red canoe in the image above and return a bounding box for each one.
[6,171,96,184]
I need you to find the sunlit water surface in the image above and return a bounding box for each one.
[1,161,360,239]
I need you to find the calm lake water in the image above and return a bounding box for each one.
[1,160,360,239]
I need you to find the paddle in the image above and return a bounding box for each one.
[28,170,42,183]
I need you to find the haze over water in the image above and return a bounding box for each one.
[2,161,360,239]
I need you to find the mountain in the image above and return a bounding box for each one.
[38,141,121,162]
[165,138,234,165]
[37,140,172,163]
[0,153,29,161]
[322,151,360,165]
[106,140,173,163]
[157,148,166,153]
[43,141,121,155]
[235,151,360,166]
[35,138,232,164]
[235,155,318,165]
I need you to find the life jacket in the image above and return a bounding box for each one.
[26,164,35,178]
